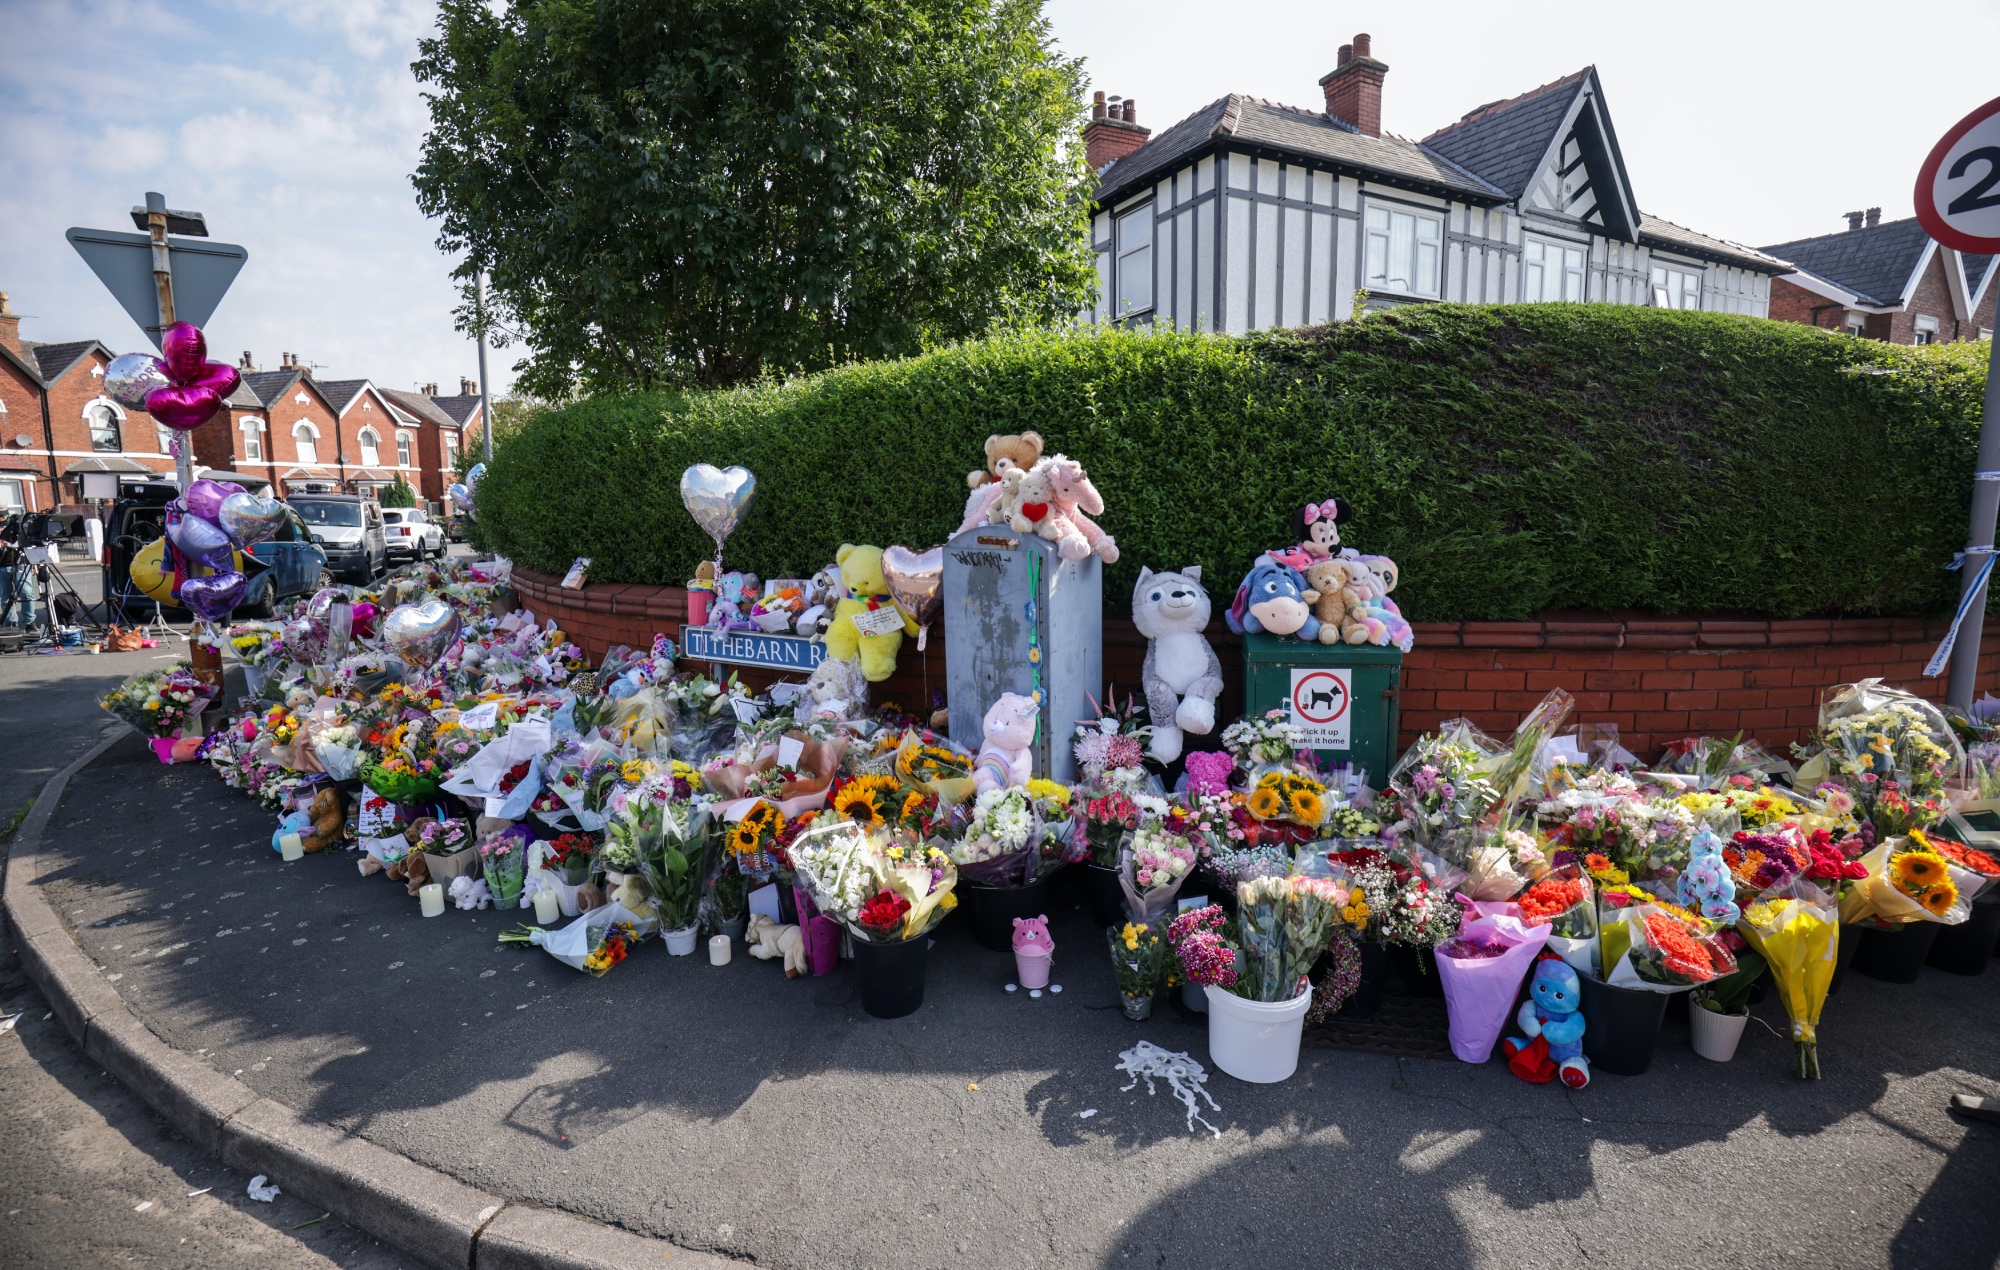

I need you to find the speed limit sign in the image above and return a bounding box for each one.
[1916,95,2000,253]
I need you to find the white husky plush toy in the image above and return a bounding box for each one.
[1133,566,1225,764]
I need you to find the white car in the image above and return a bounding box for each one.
[382,507,445,561]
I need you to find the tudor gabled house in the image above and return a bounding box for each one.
[1084,33,1788,332]
[1759,210,1996,345]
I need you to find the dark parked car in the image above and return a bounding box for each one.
[290,494,387,583]
[103,476,328,621]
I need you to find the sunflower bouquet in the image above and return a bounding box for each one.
[893,729,976,804]
[1838,831,1967,926]
[1246,771,1328,828]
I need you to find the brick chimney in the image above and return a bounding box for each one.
[0,292,17,357]
[1866,206,1881,228]
[422,382,439,397]
[1846,210,1865,231]
[238,350,257,372]
[1083,90,1151,172]
[459,376,478,396]
[1320,33,1389,137]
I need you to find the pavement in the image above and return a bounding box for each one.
[0,637,404,1268]
[11,720,2000,1269]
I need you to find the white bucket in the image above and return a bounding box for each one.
[1205,983,1312,1083]
[664,925,700,957]
[1688,1003,1749,1062]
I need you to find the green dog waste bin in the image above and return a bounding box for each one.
[1240,633,1402,787]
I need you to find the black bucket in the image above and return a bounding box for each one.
[1578,974,1671,1076]
[964,879,1052,952]
[1388,944,1444,998]
[1828,922,1863,996]
[1334,940,1390,1020]
[1083,865,1125,931]
[1928,892,2000,974]
[852,933,929,1019]
[1852,920,1942,985]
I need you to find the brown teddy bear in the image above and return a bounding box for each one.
[1301,559,1369,646]
[385,845,432,895]
[297,785,348,854]
[957,432,1046,534]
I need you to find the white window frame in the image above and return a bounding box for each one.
[442,434,457,470]
[1115,203,1154,316]
[1845,314,1867,338]
[84,398,122,453]
[0,479,22,513]
[358,427,381,467]
[293,420,320,465]
[241,417,264,460]
[1521,235,1587,304]
[1914,314,1940,346]
[1647,262,1701,311]
[1364,202,1444,299]
[395,431,413,467]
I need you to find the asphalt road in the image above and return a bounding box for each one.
[22,728,2000,1270]
[0,640,406,1268]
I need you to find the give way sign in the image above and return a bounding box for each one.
[1916,95,2000,254]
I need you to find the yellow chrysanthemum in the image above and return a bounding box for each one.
[1026,778,1070,806]
[1246,787,1283,820]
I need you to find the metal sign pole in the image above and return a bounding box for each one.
[1946,331,2000,710]
[142,192,193,493]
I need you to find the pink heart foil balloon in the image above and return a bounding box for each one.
[185,478,244,523]
[146,364,242,431]
[351,601,379,639]
[160,322,208,383]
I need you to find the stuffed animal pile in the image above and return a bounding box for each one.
[1226,496,1412,650]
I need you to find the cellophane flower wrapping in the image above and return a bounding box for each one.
[1233,875,1343,1003]
[1618,905,1737,989]
[1516,864,1597,977]
[1434,901,1551,1063]
[629,785,711,931]
[1839,834,1969,926]
[1388,719,1506,854]
[948,787,1046,888]
[1811,679,1963,837]
[1740,878,1839,1079]
[1115,814,1198,924]
[789,817,957,943]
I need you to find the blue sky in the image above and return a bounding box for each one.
[4,0,1997,397]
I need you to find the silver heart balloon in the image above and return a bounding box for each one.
[882,544,944,627]
[167,512,234,564]
[306,586,344,619]
[465,462,486,493]
[104,353,170,412]
[219,491,286,547]
[381,599,462,668]
[679,464,756,547]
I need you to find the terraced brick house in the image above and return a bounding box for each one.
[1760,210,1996,345]
[1083,33,1788,332]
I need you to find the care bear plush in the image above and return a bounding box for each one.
[958,431,1046,534]
[1133,566,1224,764]
[1503,956,1590,1088]
[823,544,918,682]
[1224,555,1321,641]
[1301,559,1370,646]
[1007,463,1091,560]
[973,692,1039,794]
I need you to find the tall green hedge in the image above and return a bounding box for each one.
[474,305,1990,621]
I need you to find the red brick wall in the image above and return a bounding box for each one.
[268,383,340,486]
[1768,277,1844,329]
[1770,251,1997,345]
[512,568,2000,764]
[44,350,174,498]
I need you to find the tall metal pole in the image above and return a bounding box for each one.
[144,191,192,493]
[477,272,493,464]
[1946,332,2000,709]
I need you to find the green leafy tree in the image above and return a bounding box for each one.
[380,477,420,508]
[412,0,1097,395]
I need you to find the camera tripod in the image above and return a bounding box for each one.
[17,544,106,649]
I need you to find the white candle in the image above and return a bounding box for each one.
[708,934,732,966]
[279,833,304,862]
[419,883,445,917]
[533,889,560,925]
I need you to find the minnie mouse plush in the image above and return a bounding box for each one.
[1294,498,1353,559]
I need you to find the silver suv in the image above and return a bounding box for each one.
[382,507,445,562]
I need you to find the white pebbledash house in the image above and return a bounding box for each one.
[1083,33,1789,331]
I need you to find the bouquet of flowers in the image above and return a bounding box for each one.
[1433,897,1554,1062]
[1809,679,1961,836]
[358,716,450,803]
[1621,907,1736,987]
[789,817,957,943]
[892,729,976,804]
[1930,835,2000,901]
[1219,708,1301,773]
[1116,810,1198,922]
[1740,879,1839,1078]
[227,623,280,668]
[1245,771,1328,829]
[1336,845,1462,951]
[1107,921,1172,1018]
[1206,842,1293,891]
[101,664,215,738]
[415,817,474,857]
[1073,692,1152,785]
[1515,864,1595,973]
[949,787,1048,888]
[1075,789,1142,867]
[1387,720,1505,853]
[1839,832,1968,926]
[1321,801,1380,840]
[1459,820,1546,901]
[1658,734,1775,791]
[545,831,596,885]
[310,721,363,782]
[480,827,530,906]
[629,786,714,933]
[500,914,639,977]
[1234,874,1348,1003]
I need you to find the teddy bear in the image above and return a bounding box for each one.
[973,692,1039,794]
[708,570,761,631]
[745,913,810,978]
[297,784,348,854]
[958,431,1046,534]
[803,654,869,721]
[823,544,917,682]
[1133,566,1224,764]
[1041,455,1118,564]
[386,844,432,895]
[1006,463,1091,561]
[1502,956,1590,1088]
[1300,559,1371,646]
[1224,555,1321,641]
[795,565,842,639]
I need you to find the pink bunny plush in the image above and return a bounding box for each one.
[1041,455,1119,564]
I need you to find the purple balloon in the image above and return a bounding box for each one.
[184,478,245,524]
[167,510,234,563]
[180,571,247,623]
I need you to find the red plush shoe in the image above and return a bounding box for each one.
[1558,1057,1590,1089]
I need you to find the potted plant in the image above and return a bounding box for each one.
[1108,921,1170,1019]
[1688,944,1766,1062]
[790,819,958,1019]
[627,784,711,955]
[1169,875,1347,1083]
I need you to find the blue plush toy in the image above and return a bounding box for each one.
[1677,827,1740,926]
[1502,956,1590,1088]
[1224,554,1321,641]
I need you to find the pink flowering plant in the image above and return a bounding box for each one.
[1167,905,1238,992]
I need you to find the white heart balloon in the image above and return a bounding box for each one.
[381,599,462,668]
[679,464,756,547]
[104,353,170,412]
[218,492,286,547]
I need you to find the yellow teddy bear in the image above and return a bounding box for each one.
[823,543,918,682]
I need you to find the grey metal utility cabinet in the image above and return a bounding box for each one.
[942,527,1102,785]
